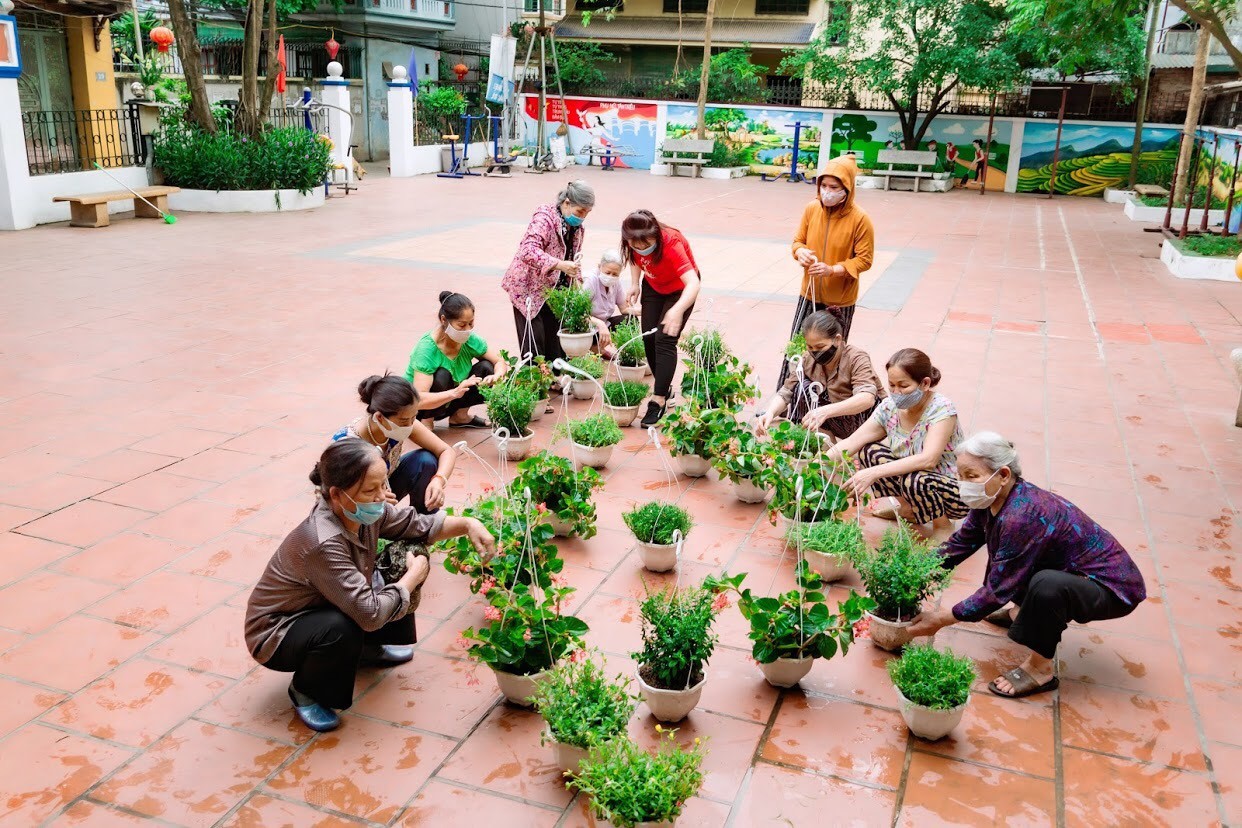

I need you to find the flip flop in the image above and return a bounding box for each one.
[450,415,491,430]
[988,668,1059,699]
[869,496,901,521]
[984,608,1015,628]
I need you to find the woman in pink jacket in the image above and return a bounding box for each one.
[501,180,595,361]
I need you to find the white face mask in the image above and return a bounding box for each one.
[375,413,413,444]
[959,468,1002,509]
[444,324,473,344]
[598,273,619,287]
[820,189,846,207]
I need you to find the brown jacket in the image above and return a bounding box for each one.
[778,342,887,406]
[791,155,875,307]
[244,498,443,663]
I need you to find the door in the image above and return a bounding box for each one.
[18,26,77,173]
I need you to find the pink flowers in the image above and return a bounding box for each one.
[484,606,502,622]
[481,482,494,494]
[551,573,568,588]
[569,648,587,663]
[479,575,498,594]
[465,672,481,686]
[852,616,871,640]
[522,629,532,642]
[711,593,731,612]
[536,503,549,515]
[454,633,470,650]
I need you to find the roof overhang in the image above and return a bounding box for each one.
[16,0,128,15]
[554,16,815,48]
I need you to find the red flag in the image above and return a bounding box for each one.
[276,35,287,94]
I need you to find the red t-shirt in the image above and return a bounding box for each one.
[633,228,698,295]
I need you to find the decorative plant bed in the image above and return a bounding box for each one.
[1103,187,1135,204]
[1124,197,1226,224]
[166,188,325,213]
[1160,239,1241,282]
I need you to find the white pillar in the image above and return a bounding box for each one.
[320,62,353,178]
[387,66,416,178]
[0,78,34,231]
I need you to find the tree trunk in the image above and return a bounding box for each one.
[1128,0,1159,189]
[1173,27,1210,207]
[235,0,266,139]
[165,0,216,133]
[258,0,279,126]
[694,0,717,140]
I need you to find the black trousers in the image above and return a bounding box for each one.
[1009,570,1135,659]
[775,296,857,390]
[640,281,694,399]
[513,304,564,362]
[263,607,415,710]
[422,359,494,421]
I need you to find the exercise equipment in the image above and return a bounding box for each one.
[761,121,817,185]
[439,114,487,179]
[483,113,521,177]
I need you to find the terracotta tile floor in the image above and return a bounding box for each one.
[1,168,1240,826]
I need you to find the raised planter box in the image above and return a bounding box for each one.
[854,174,948,192]
[701,166,749,180]
[1160,240,1239,282]
[167,188,324,213]
[1104,187,1135,204]
[1124,197,1226,224]
[649,163,672,177]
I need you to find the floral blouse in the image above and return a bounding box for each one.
[868,391,963,477]
[501,203,585,320]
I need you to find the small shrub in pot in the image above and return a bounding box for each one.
[568,728,705,828]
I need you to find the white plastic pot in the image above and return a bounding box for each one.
[616,362,648,383]
[559,330,594,357]
[636,822,675,828]
[546,513,573,537]
[675,454,711,478]
[759,656,815,688]
[496,430,533,461]
[802,549,856,582]
[637,668,705,723]
[544,731,589,774]
[491,666,549,706]
[571,378,598,400]
[603,403,641,427]
[895,686,968,741]
[529,398,550,422]
[635,540,679,572]
[733,479,769,504]
[867,611,915,652]
[572,442,614,470]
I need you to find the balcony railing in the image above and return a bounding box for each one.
[362,0,454,20]
[21,107,144,176]
[115,42,364,80]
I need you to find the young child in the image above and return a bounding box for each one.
[583,250,638,360]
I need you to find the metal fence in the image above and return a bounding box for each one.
[21,107,144,176]
[114,42,364,81]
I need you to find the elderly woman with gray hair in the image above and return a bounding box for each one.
[907,432,1146,700]
[502,180,596,361]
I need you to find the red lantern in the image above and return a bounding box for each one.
[150,26,175,54]
[453,62,468,81]
[325,33,340,60]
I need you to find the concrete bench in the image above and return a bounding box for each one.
[1133,184,1169,199]
[874,150,938,192]
[53,186,180,228]
[659,138,715,178]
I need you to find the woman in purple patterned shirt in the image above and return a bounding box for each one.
[908,432,1146,699]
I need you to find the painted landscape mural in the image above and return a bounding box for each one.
[1016,122,1181,196]
[665,104,825,175]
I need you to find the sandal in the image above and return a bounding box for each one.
[450,415,491,430]
[870,496,902,521]
[985,607,1015,628]
[988,668,1059,699]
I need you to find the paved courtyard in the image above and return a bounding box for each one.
[1,165,1240,827]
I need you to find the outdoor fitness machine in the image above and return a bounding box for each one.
[484,112,522,177]
[438,113,483,179]
[761,121,816,185]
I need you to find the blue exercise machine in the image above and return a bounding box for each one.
[761,121,817,185]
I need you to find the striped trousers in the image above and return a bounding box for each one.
[857,443,968,524]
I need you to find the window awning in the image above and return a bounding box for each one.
[554,16,815,48]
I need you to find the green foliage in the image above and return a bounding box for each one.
[442,494,563,594]
[510,354,557,400]
[462,581,589,676]
[632,581,720,689]
[547,286,595,334]
[568,353,605,379]
[852,524,952,620]
[831,113,879,151]
[707,419,773,486]
[531,653,637,749]
[481,382,536,436]
[550,41,620,86]
[559,413,624,449]
[785,333,807,359]
[569,729,705,828]
[668,47,769,104]
[659,403,737,458]
[786,519,865,560]
[766,419,821,459]
[705,565,876,663]
[1177,235,1242,259]
[110,10,159,59]
[679,353,755,411]
[1008,0,1145,86]
[613,318,647,367]
[153,124,333,194]
[512,451,604,538]
[623,501,693,546]
[679,328,728,366]
[201,0,331,20]
[706,141,752,169]
[603,380,650,408]
[768,455,850,523]
[888,643,976,709]
[417,85,467,134]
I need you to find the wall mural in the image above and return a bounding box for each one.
[521,95,658,169]
[664,104,824,174]
[1016,122,1181,196]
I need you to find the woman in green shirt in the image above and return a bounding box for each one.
[406,292,509,429]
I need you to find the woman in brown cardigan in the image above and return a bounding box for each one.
[245,440,495,732]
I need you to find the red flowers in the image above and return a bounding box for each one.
[479,575,497,594]
[852,615,871,640]
[522,628,532,642]
[484,606,502,622]
[711,593,731,612]
[569,648,587,663]
[536,503,549,515]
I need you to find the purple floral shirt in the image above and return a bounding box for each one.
[501,203,585,319]
[939,479,1147,622]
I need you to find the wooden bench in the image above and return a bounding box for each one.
[874,150,938,192]
[1133,184,1169,199]
[587,144,636,170]
[659,138,715,178]
[53,186,180,228]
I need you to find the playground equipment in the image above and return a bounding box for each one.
[438,113,484,179]
[483,112,522,177]
[761,121,816,185]
[288,88,358,196]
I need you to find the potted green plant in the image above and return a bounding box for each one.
[888,643,976,740]
[679,352,756,412]
[785,519,864,582]
[659,404,735,478]
[613,318,649,382]
[678,328,727,367]
[568,728,705,828]
[766,419,822,471]
[512,451,603,538]
[602,379,650,427]
[784,332,806,360]
[558,413,624,469]
[768,455,849,528]
[547,286,596,356]
[706,419,772,503]
[510,354,556,422]
[565,354,605,400]
[632,581,720,722]
[852,524,953,651]
[442,493,564,594]
[706,564,875,688]
[480,382,537,460]
[530,651,638,774]
[623,501,693,572]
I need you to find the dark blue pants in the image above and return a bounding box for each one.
[389,449,438,513]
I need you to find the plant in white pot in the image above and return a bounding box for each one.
[765,419,824,473]
[888,643,976,740]
[632,580,721,722]
[851,524,952,652]
[481,382,536,461]
[707,419,773,504]
[623,501,693,573]
[567,354,606,400]
[659,403,734,478]
[706,563,875,688]
[602,379,650,427]
[767,454,850,531]
[785,519,864,582]
[510,354,556,422]
[511,450,603,538]
[612,318,649,382]
[530,651,638,776]
[568,728,705,828]
[558,412,624,470]
[547,286,596,357]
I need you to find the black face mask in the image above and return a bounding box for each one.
[811,345,839,365]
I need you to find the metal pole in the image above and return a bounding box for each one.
[131,0,145,62]
[1179,134,1202,239]
[1047,86,1068,199]
[536,22,546,171]
[980,91,996,196]
[1128,0,1159,189]
[1162,130,1183,231]
[1200,133,1219,232]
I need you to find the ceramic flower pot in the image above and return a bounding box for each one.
[867,611,915,652]
[634,822,675,828]
[491,666,548,707]
[571,378,598,400]
[496,430,533,461]
[529,398,550,421]
[559,330,594,357]
[675,454,711,478]
[544,730,589,774]
[778,512,826,536]
[546,514,573,537]
[572,442,614,470]
[733,478,769,504]
[802,549,856,582]
[603,403,640,427]
[635,539,679,572]
[636,668,705,723]
[895,686,968,740]
[616,362,648,383]
[759,656,815,688]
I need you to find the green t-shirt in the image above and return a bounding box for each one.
[405,332,488,384]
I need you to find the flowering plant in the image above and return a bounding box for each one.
[508,352,557,400]
[632,580,723,690]
[658,403,736,458]
[768,455,850,523]
[705,564,875,663]
[511,451,604,538]
[678,327,728,366]
[765,419,822,461]
[569,728,705,828]
[531,651,638,750]
[679,352,756,411]
[462,581,589,676]
[706,418,773,486]
[442,493,563,594]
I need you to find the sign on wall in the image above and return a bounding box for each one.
[0,15,22,79]
[523,96,659,169]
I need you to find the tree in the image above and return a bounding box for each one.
[547,41,619,86]
[1008,0,1146,84]
[1174,26,1210,206]
[165,0,217,133]
[694,0,717,140]
[831,113,877,151]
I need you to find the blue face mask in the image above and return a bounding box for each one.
[891,388,926,410]
[563,213,584,228]
[634,242,656,256]
[342,490,385,526]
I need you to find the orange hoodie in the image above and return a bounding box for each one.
[791,155,875,307]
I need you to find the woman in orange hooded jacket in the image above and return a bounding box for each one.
[781,156,875,386]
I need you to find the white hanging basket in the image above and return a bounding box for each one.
[558,330,595,357]
[571,378,598,400]
[675,454,711,478]
[733,478,769,503]
[572,442,615,469]
[635,539,679,572]
[496,430,534,461]
[636,667,705,723]
[603,403,641,427]
[491,666,549,706]
[616,362,648,383]
[867,611,915,652]
[759,656,815,688]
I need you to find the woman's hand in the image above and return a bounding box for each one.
[593,318,612,347]
[424,475,446,511]
[661,309,685,338]
[801,405,833,431]
[808,261,830,278]
[756,408,777,436]
[465,518,497,562]
[382,483,398,506]
[557,260,581,279]
[907,607,955,638]
[843,465,885,500]
[399,553,430,594]
[795,249,816,267]
[626,288,641,309]
[453,376,482,399]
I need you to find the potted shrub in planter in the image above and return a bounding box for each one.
[568,728,705,828]
[547,286,596,356]
[531,651,638,775]
[632,580,721,722]
[481,383,537,460]
[785,519,864,582]
[558,413,624,469]
[706,564,875,687]
[766,419,822,472]
[679,352,756,412]
[660,403,735,478]
[602,379,650,427]
[567,354,606,400]
[768,455,849,530]
[442,493,564,593]
[888,643,976,740]
[851,524,952,652]
[511,354,556,421]
[707,420,772,503]
[613,318,649,382]
[512,451,603,538]
[623,501,693,572]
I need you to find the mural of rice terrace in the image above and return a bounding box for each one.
[665,104,824,174]
[1016,123,1181,197]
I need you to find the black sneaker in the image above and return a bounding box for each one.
[640,401,666,428]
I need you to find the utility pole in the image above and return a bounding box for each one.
[1128,0,1160,188]
[694,0,717,139]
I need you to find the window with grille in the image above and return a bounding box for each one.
[755,0,809,14]
[662,0,708,13]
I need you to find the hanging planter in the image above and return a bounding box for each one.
[482,383,537,462]
[547,513,573,537]
[759,656,815,688]
[513,451,604,540]
[866,611,915,652]
[616,362,648,383]
[675,454,711,477]
[529,398,550,422]
[567,729,704,828]
[624,502,692,573]
[635,541,678,573]
[572,442,615,470]
[733,478,769,504]
[491,665,549,707]
[497,430,534,461]
[532,654,638,777]
[558,413,623,470]
[853,525,952,652]
[602,402,641,427]
[632,579,721,723]
[559,331,594,357]
[785,521,864,583]
[636,668,706,723]
[602,379,649,428]
[566,354,605,401]
[547,286,596,357]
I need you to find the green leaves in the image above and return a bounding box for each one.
[547,286,595,334]
[511,451,604,539]
[786,520,866,559]
[623,501,693,546]
[567,353,605,379]
[152,125,333,195]
[569,729,705,828]
[559,412,624,449]
[531,654,637,749]
[853,523,952,620]
[632,581,721,689]
[888,643,976,709]
[602,379,650,408]
[480,382,536,436]
[613,319,647,367]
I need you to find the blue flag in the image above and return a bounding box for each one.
[407,48,419,98]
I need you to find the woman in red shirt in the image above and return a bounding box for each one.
[621,210,702,427]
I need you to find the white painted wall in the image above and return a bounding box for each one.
[24,167,152,227]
